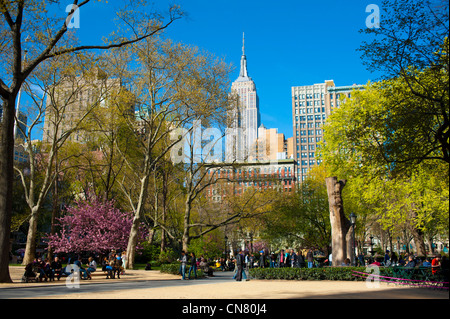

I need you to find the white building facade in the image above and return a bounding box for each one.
[226,34,261,162]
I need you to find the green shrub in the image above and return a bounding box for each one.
[160,262,205,278]
[158,248,178,264]
[249,267,370,281]
[249,266,438,282]
[160,263,181,275]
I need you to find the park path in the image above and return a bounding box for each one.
[1,266,448,299]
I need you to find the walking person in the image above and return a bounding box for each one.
[278,249,285,268]
[188,252,197,279]
[235,250,244,281]
[285,250,291,268]
[297,250,305,268]
[269,253,276,268]
[289,249,297,268]
[306,249,314,268]
[244,251,250,281]
[121,251,127,274]
[178,251,188,280]
[259,251,266,268]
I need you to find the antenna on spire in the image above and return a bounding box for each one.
[242,32,245,55]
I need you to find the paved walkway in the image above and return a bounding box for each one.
[1,266,448,299]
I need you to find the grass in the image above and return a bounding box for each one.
[132,263,161,271]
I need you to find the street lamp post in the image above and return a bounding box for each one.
[349,212,357,266]
[224,235,228,259]
[369,236,374,256]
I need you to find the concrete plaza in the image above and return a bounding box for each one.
[1,266,448,299]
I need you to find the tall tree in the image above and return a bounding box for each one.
[358,0,449,168]
[112,38,232,269]
[320,85,449,257]
[46,197,145,255]
[0,0,182,283]
[260,167,331,255]
[15,53,117,265]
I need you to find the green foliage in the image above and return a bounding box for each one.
[158,248,179,264]
[160,263,182,275]
[188,232,224,260]
[249,266,446,283]
[249,267,367,281]
[357,0,449,166]
[160,262,205,278]
[319,69,449,244]
[260,169,331,253]
[135,242,161,264]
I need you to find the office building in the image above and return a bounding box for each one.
[292,80,363,181]
[42,68,129,144]
[206,159,297,202]
[226,33,261,162]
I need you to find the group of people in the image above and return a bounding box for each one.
[383,251,445,273]
[23,255,97,282]
[178,251,215,280]
[266,249,316,269]
[362,250,446,272]
[23,256,63,282]
[101,251,125,279]
[22,250,127,283]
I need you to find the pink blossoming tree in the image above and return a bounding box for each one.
[46,198,146,254]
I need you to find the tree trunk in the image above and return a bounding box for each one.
[125,215,141,270]
[410,208,427,256]
[147,227,156,245]
[345,225,355,265]
[23,207,40,265]
[0,96,15,283]
[427,235,434,254]
[160,170,168,253]
[411,226,427,256]
[325,177,350,267]
[182,198,192,253]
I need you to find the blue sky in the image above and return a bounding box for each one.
[40,0,383,139]
[159,0,383,138]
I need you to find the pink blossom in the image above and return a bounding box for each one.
[46,198,147,254]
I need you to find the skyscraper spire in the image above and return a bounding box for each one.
[238,32,250,80]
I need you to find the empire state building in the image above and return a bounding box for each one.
[226,33,261,162]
